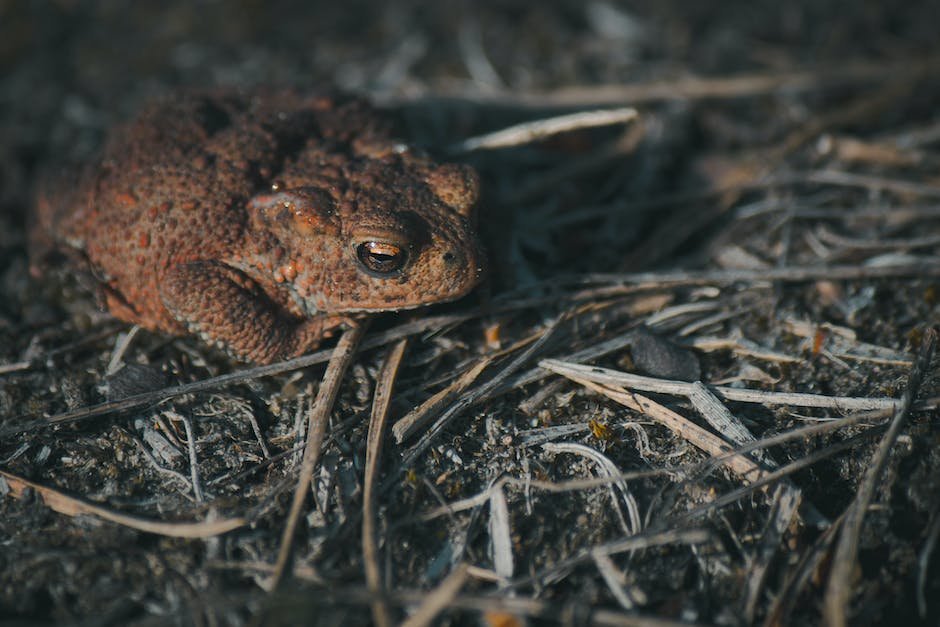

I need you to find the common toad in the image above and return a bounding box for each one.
[30,89,484,363]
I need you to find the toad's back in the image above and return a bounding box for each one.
[33,90,386,282]
[31,90,484,363]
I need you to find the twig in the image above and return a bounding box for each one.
[764,514,846,627]
[364,339,408,627]
[0,323,127,375]
[0,469,243,537]
[690,336,803,364]
[390,55,940,108]
[823,328,937,627]
[496,327,641,395]
[783,318,913,366]
[815,224,940,251]
[208,443,304,488]
[450,107,637,153]
[246,410,271,460]
[687,382,818,525]
[542,442,642,536]
[770,169,940,199]
[106,326,140,375]
[569,261,940,290]
[172,410,205,503]
[917,505,940,618]
[457,20,504,89]
[0,360,33,375]
[644,300,722,327]
[269,323,368,590]
[400,563,469,627]
[540,359,920,412]
[743,485,802,623]
[687,382,771,464]
[593,552,643,610]
[400,316,563,467]
[737,202,940,222]
[564,375,764,481]
[392,356,491,443]
[488,485,514,581]
[127,430,193,494]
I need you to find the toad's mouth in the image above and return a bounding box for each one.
[292,271,484,316]
[279,256,484,317]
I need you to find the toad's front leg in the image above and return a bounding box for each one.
[159,261,348,364]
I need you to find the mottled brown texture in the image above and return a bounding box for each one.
[30,89,484,363]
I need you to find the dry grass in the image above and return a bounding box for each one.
[2,1,940,625]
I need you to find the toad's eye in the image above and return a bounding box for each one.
[356,241,408,275]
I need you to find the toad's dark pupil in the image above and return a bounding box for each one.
[357,241,406,274]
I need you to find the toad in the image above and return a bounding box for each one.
[30,89,484,363]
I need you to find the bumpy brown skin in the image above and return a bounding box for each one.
[30,89,485,364]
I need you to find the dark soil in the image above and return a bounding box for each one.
[2,1,940,625]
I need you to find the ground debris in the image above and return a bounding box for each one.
[2,1,940,625]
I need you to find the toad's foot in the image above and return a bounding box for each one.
[160,261,348,363]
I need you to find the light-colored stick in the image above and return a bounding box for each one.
[270,324,368,590]
[364,339,408,627]
[400,564,469,627]
[541,359,902,412]
[564,374,764,481]
[451,107,638,153]
[0,469,244,538]
[392,357,491,443]
[824,328,937,626]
